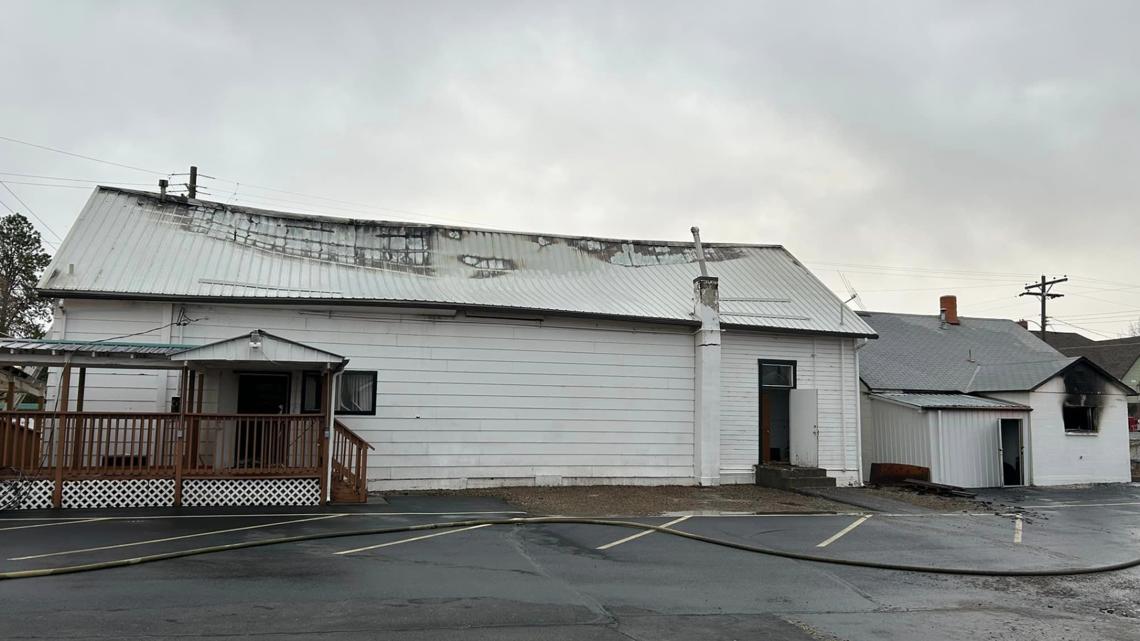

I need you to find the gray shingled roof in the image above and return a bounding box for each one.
[858,312,1079,392]
[1055,337,1140,380]
[868,393,1031,410]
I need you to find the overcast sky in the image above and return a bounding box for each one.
[2,1,1138,337]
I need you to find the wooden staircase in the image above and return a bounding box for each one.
[330,420,374,503]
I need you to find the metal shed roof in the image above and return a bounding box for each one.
[868,392,1031,410]
[38,187,876,338]
[172,331,346,368]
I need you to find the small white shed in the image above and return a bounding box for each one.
[861,393,1032,487]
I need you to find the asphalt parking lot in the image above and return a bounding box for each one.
[1,486,1139,640]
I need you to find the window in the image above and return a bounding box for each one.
[1063,404,1098,434]
[337,371,377,416]
[300,370,377,416]
[301,372,323,414]
[759,361,795,388]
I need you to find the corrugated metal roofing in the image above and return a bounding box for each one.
[0,338,192,356]
[38,188,876,337]
[173,331,346,365]
[858,312,1077,392]
[869,392,1031,410]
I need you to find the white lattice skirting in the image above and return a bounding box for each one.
[62,479,176,509]
[0,479,54,510]
[182,478,321,507]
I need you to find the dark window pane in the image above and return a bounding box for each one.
[338,371,377,415]
[761,364,794,388]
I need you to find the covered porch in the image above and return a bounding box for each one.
[0,331,372,510]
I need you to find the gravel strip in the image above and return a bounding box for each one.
[391,484,852,516]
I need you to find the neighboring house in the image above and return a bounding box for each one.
[0,186,875,509]
[859,296,1134,487]
[1042,333,1140,430]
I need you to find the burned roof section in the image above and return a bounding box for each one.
[37,186,876,336]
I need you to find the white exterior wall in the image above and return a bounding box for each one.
[931,409,1030,488]
[860,396,930,482]
[49,300,699,489]
[719,330,862,485]
[986,377,1131,485]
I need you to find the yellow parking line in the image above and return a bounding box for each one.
[816,515,871,548]
[596,515,691,550]
[334,523,492,555]
[9,514,344,561]
[0,517,108,532]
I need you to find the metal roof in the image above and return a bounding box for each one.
[868,392,1031,410]
[172,331,346,367]
[0,338,192,357]
[38,187,876,337]
[857,312,1078,392]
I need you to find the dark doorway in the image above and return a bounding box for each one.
[1000,418,1023,486]
[236,373,290,468]
[759,360,796,464]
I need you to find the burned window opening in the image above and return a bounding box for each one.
[1061,363,1108,434]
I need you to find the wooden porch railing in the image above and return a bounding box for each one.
[0,411,327,506]
[330,420,373,503]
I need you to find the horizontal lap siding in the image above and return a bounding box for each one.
[720,331,860,480]
[53,300,696,489]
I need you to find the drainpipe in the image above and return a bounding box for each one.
[692,275,721,486]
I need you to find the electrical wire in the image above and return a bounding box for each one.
[3,516,1139,581]
[0,172,155,185]
[0,180,63,246]
[0,135,166,176]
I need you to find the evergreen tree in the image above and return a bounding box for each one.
[0,213,53,337]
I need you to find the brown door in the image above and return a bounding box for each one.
[236,373,290,468]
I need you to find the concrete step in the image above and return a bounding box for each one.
[753,464,836,490]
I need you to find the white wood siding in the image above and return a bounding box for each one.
[720,330,861,484]
[50,300,697,489]
[986,379,1131,485]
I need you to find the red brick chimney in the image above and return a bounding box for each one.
[1016,319,1029,330]
[939,295,960,325]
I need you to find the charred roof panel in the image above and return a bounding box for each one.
[38,187,876,337]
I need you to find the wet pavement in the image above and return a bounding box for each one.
[1,486,1138,640]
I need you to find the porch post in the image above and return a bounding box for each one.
[52,365,72,508]
[75,368,86,412]
[319,370,332,505]
[5,381,14,410]
[70,368,87,467]
[173,366,188,507]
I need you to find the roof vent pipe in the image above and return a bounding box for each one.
[690,226,709,277]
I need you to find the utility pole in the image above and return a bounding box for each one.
[1020,274,1067,340]
[188,166,198,199]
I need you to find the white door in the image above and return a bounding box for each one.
[789,388,819,467]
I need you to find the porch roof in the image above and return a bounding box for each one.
[0,332,348,370]
[0,337,194,369]
[170,330,347,370]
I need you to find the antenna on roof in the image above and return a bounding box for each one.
[690,227,708,277]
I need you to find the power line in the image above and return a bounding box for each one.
[0,171,154,185]
[1048,317,1114,339]
[0,135,166,176]
[0,180,63,245]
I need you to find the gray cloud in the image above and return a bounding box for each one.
[2,0,1138,335]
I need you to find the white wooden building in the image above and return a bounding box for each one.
[859,297,1134,488]
[23,186,875,496]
